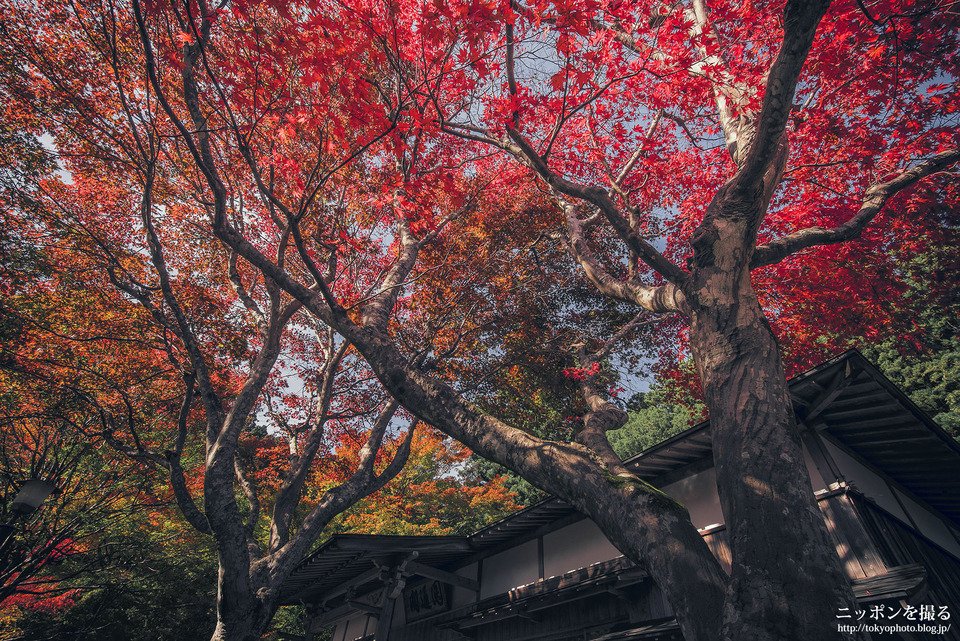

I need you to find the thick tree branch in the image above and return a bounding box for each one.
[234,453,262,555]
[687,0,827,278]
[132,7,288,607]
[730,0,831,196]
[688,0,752,163]
[167,375,213,535]
[361,209,421,331]
[505,6,520,128]
[570,312,661,477]
[254,403,411,592]
[752,148,960,267]
[168,457,214,535]
[310,314,724,641]
[356,400,401,474]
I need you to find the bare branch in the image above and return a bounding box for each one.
[85,379,212,536]
[593,311,664,362]
[615,110,664,187]
[173,374,196,456]
[228,250,267,331]
[268,337,351,552]
[214,299,302,459]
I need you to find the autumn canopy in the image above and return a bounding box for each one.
[0,0,957,640]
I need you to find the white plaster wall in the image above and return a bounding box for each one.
[803,443,828,492]
[451,563,479,607]
[542,518,621,579]
[479,539,538,599]
[820,439,910,522]
[660,468,724,530]
[895,488,960,559]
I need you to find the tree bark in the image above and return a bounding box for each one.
[208,596,275,641]
[685,201,856,641]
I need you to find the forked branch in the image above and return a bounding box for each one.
[569,311,662,477]
[504,128,689,284]
[559,198,684,313]
[257,402,416,587]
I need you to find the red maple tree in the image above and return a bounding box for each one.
[1,0,957,640]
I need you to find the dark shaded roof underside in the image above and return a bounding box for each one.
[791,351,960,526]
[281,535,472,605]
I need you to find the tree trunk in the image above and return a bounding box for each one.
[571,473,727,641]
[686,258,857,640]
[209,572,276,641]
[209,604,274,641]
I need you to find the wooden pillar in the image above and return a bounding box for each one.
[374,594,397,641]
[374,553,417,641]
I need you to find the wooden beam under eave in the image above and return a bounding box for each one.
[310,566,382,605]
[348,600,382,616]
[406,560,480,591]
[803,361,863,423]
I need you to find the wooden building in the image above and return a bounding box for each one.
[279,351,960,641]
